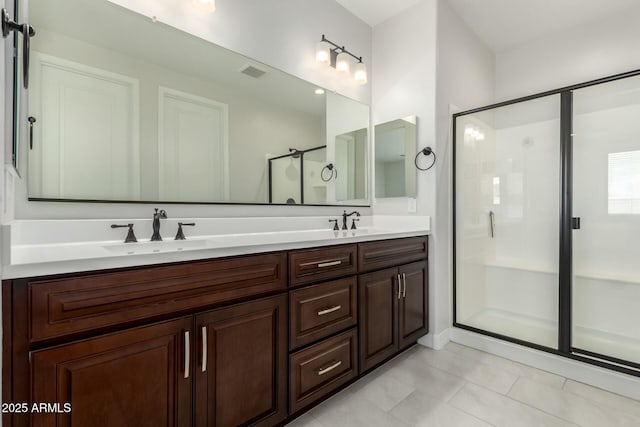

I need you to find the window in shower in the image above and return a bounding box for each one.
[454,94,561,349]
[607,150,640,214]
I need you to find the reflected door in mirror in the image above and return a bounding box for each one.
[29,53,140,200]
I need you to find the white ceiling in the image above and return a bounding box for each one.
[335,0,424,26]
[446,0,640,52]
[337,0,640,53]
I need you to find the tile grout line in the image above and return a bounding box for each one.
[505,375,520,396]
[506,382,586,426]
[445,379,469,403]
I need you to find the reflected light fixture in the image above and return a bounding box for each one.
[315,34,367,84]
[193,0,216,13]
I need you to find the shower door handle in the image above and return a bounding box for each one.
[571,217,581,230]
[489,211,495,238]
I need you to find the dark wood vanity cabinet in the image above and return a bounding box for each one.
[195,295,287,427]
[30,317,193,427]
[3,236,428,427]
[358,249,428,372]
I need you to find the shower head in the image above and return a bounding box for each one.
[289,148,301,158]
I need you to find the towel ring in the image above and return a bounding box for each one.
[415,147,436,171]
[321,163,337,182]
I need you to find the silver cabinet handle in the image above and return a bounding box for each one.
[201,326,207,373]
[317,360,342,376]
[402,273,407,298]
[317,260,342,268]
[318,305,341,316]
[397,274,401,299]
[184,331,190,379]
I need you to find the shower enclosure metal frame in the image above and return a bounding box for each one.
[268,145,327,205]
[452,68,640,377]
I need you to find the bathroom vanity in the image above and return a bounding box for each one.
[2,230,428,427]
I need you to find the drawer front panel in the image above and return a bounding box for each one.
[289,277,357,349]
[358,236,427,273]
[289,328,358,414]
[29,253,286,343]
[289,244,357,287]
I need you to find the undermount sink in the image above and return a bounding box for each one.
[103,239,210,255]
[103,227,389,255]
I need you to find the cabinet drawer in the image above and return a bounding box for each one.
[289,328,358,414]
[289,244,357,287]
[28,252,286,343]
[289,277,357,350]
[358,236,427,273]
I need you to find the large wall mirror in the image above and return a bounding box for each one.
[374,116,416,198]
[24,0,370,206]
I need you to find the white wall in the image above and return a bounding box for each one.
[496,9,640,101]
[9,0,373,220]
[371,0,437,216]
[371,0,495,347]
[434,0,495,345]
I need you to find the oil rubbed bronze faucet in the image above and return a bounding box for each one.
[151,208,167,241]
[342,210,360,230]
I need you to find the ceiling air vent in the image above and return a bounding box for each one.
[239,63,267,79]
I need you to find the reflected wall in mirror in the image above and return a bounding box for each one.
[26,0,369,206]
[374,116,417,198]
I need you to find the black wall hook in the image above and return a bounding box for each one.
[415,146,436,171]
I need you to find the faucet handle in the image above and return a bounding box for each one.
[111,224,137,243]
[350,218,360,230]
[328,219,339,231]
[175,222,196,240]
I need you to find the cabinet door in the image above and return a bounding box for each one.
[358,268,399,372]
[195,294,287,427]
[398,261,429,350]
[31,316,193,427]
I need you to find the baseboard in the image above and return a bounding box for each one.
[417,328,450,350]
[450,327,640,401]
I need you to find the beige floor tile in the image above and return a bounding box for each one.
[450,382,577,427]
[310,392,410,427]
[443,342,467,354]
[285,413,326,427]
[390,389,492,427]
[509,377,640,427]
[456,346,566,389]
[563,379,640,419]
[354,371,416,411]
[384,353,467,402]
[411,346,518,394]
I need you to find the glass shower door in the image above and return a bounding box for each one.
[455,95,561,348]
[572,76,640,365]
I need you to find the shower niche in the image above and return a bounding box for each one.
[454,71,640,375]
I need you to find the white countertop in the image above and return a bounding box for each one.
[2,215,430,279]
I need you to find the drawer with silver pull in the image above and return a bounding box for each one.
[289,244,357,287]
[289,328,357,414]
[289,276,357,349]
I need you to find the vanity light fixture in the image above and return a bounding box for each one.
[192,0,216,13]
[315,34,367,84]
[314,88,325,95]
